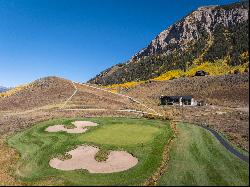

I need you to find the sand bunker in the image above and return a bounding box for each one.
[45,121,98,133]
[49,145,138,173]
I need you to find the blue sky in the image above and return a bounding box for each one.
[0,0,238,87]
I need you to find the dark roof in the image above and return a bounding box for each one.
[160,95,193,100]
[195,70,209,76]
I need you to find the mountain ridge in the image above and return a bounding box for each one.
[88,1,249,85]
[0,86,9,93]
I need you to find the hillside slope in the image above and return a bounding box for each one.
[0,77,75,111]
[89,1,249,85]
[123,73,249,108]
[0,77,148,113]
[121,73,249,150]
[63,83,154,113]
[0,76,149,136]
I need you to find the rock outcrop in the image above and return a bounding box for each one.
[132,4,248,60]
[89,1,249,85]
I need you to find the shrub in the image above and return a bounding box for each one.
[153,69,184,81]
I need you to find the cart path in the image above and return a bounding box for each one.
[198,124,249,164]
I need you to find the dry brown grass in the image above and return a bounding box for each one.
[0,138,22,186]
[0,77,74,111]
[65,83,149,113]
[143,122,176,186]
[122,73,249,108]
[122,74,249,151]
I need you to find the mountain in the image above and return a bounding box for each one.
[0,86,9,93]
[88,1,249,85]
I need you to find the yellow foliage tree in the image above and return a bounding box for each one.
[0,84,29,98]
[103,56,249,92]
[153,69,184,81]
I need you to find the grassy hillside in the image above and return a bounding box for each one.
[65,83,145,112]
[0,77,75,111]
[0,84,29,98]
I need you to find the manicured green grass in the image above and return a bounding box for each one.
[158,123,249,186]
[7,117,172,186]
[79,123,160,146]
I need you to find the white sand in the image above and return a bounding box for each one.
[45,121,98,133]
[49,145,138,173]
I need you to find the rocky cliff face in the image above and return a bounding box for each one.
[132,4,248,60]
[89,1,249,85]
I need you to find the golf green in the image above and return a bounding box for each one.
[7,117,172,186]
[79,123,160,146]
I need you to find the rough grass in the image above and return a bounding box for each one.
[158,123,249,186]
[7,117,172,186]
[0,138,66,186]
[94,148,110,162]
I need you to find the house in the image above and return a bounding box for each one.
[160,95,197,106]
[195,70,209,76]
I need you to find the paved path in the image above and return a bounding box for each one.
[198,124,249,164]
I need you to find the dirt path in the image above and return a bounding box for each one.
[83,83,162,116]
[62,108,149,115]
[61,81,162,116]
[49,145,138,173]
[60,81,78,109]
